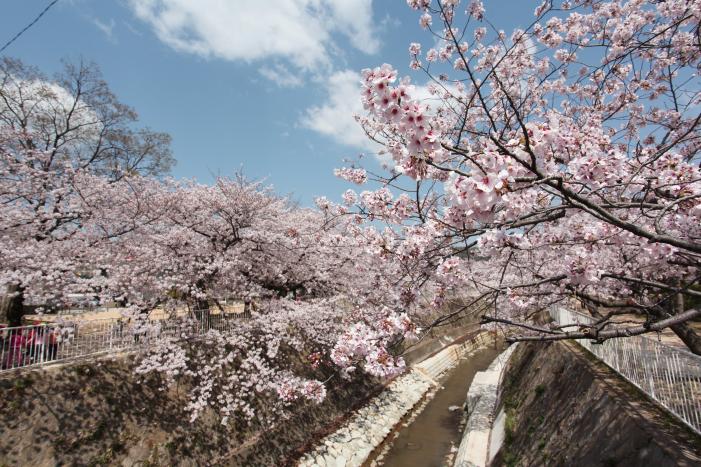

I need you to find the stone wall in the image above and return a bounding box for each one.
[297,371,434,467]
[491,341,701,466]
[0,355,383,466]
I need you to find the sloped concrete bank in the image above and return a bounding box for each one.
[490,341,701,466]
[453,344,518,467]
[297,332,492,467]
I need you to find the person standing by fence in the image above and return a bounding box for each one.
[3,328,28,369]
[113,318,125,348]
[27,322,45,363]
[44,326,58,361]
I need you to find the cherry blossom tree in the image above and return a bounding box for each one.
[0,121,418,414]
[0,58,174,323]
[0,58,174,178]
[0,126,169,324]
[0,143,413,421]
[334,0,701,354]
[98,176,357,310]
[120,176,421,424]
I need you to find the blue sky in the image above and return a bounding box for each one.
[0,0,534,205]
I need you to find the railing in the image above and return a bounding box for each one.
[0,310,249,374]
[551,307,701,434]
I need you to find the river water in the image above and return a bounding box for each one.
[373,347,500,467]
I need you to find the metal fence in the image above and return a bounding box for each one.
[551,307,701,434]
[0,310,248,374]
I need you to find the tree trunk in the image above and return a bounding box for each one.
[192,280,211,329]
[192,308,211,329]
[668,321,701,355]
[0,283,25,327]
[193,298,210,313]
[669,292,701,355]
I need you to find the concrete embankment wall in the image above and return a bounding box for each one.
[490,341,701,466]
[453,344,517,467]
[297,332,491,467]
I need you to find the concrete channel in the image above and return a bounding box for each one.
[371,347,500,466]
[296,332,503,467]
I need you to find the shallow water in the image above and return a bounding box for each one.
[377,347,500,467]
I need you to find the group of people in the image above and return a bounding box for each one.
[0,322,60,369]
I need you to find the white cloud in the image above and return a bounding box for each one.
[380,13,401,29]
[258,63,304,88]
[324,0,379,55]
[301,70,377,153]
[123,21,143,37]
[127,0,379,83]
[92,17,117,42]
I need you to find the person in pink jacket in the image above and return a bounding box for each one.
[3,330,28,369]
